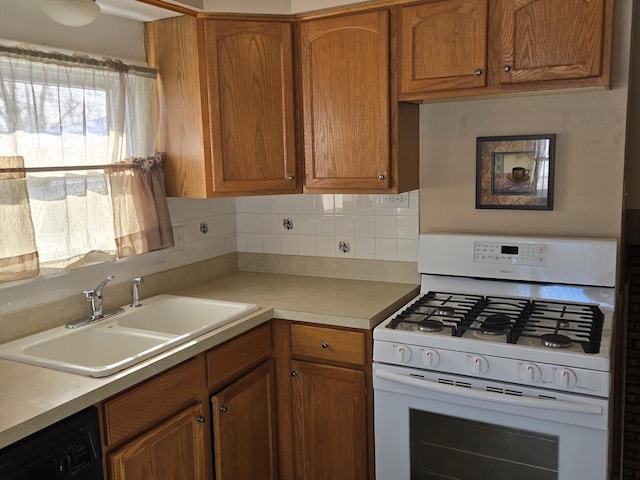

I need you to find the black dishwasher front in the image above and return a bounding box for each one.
[0,405,103,479]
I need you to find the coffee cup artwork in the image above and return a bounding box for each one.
[509,167,530,183]
[476,134,555,210]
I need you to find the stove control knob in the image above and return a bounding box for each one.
[393,344,412,363]
[421,349,440,368]
[519,363,542,383]
[469,355,489,375]
[554,368,578,389]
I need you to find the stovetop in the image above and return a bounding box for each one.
[374,272,615,373]
[387,291,604,354]
[373,234,617,393]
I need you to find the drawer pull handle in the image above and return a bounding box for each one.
[291,370,298,377]
[219,405,228,413]
[321,341,329,349]
[196,415,206,423]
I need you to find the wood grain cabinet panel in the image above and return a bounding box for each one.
[300,10,391,192]
[102,358,203,447]
[399,0,488,94]
[291,323,365,366]
[206,322,272,391]
[496,0,607,84]
[291,360,367,480]
[202,19,298,194]
[399,0,612,100]
[145,16,299,197]
[299,10,419,194]
[211,360,278,480]
[108,403,209,480]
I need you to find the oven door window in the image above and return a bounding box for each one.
[410,410,558,480]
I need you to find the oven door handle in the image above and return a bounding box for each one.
[376,370,603,415]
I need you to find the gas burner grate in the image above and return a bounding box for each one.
[387,291,604,353]
[387,292,482,336]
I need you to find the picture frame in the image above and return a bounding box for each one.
[476,134,555,210]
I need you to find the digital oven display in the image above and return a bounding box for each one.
[501,245,518,255]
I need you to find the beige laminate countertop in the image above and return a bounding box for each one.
[0,271,418,449]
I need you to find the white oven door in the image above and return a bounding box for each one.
[373,363,610,480]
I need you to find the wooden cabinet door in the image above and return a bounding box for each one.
[299,10,390,192]
[497,0,607,84]
[108,403,209,480]
[291,360,367,480]
[202,19,298,195]
[211,360,278,480]
[399,0,488,96]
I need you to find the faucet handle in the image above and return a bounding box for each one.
[83,289,96,300]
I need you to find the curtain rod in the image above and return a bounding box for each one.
[0,163,139,174]
[0,45,157,78]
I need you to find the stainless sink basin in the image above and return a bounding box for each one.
[0,295,259,377]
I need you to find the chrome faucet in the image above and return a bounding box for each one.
[130,277,143,307]
[66,275,123,329]
[84,275,114,319]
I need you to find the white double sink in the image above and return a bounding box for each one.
[0,295,259,377]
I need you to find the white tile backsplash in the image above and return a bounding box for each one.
[235,191,419,263]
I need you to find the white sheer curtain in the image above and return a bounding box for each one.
[0,45,172,282]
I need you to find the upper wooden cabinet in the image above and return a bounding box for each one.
[299,10,419,193]
[398,0,613,101]
[145,16,299,197]
[399,0,488,94]
[496,0,608,84]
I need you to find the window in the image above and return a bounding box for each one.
[0,45,172,284]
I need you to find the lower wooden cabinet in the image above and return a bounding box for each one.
[211,359,278,480]
[273,320,374,480]
[98,320,372,480]
[291,360,367,480]
[108,403,209,480]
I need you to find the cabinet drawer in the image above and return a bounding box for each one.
[207,322,272,391]
[290,324,365,366]
[102,357,203,447]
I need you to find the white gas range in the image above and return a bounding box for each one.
[373,233,617,480]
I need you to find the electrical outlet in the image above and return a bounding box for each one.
[172,225,184,251]
[382,193,409,209]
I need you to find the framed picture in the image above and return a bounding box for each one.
[476,134,555,210]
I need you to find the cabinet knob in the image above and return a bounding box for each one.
[321,341,329,349]
[474,69,482,76]
[219,405,228,413]
[378,174,386,180]
[291,370,298,377]
[287,175,295,181]
[503,65,511,72]
[196,415,206,423]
